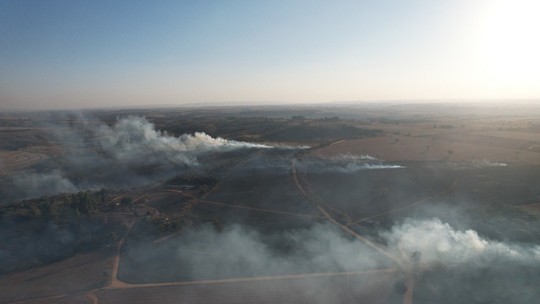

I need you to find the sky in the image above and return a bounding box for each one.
[0,0,539,110]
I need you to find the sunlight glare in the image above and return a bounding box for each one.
[474,0,540,90]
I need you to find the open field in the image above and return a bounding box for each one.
[0,149,50,174]
[314,134,540,164]
[0,249,112,303]
[96,271,399,304]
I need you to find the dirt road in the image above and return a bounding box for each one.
[108,219,136,289]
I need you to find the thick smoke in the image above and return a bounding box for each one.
[382,218,540,265]
[96,116,273,167]
[122,218,540,281]
[4,116,280,202]
[383,218,540,304]
[117,216,540,303]
[121,223,390,282]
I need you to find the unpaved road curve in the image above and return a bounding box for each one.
[108,219,136,289]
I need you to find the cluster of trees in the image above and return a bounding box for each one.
[0,189,109,221]
[0,189,123,274]
[146,114,382,143]
[264,123,381,141]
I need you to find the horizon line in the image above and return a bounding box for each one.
[1,98,539,113]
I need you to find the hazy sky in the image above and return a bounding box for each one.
[1,0,539,110]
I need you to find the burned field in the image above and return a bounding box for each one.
[299,158,540,229]
[294,156,540,304]
[1,104,540,304]
[118,150,392,283]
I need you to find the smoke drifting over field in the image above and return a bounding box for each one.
[11,170,78,199]
[122,218,540,303]
[96,116,273,167]
[122,223,386,281]
[298,153,404,173]
[383,218,540,265]
[128,219,540,278]
[2,116,279,202]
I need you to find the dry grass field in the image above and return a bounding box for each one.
[314,128,540,164]
[0,249,112,303]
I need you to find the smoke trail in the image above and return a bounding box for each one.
[3,116,286,202]
[444,159,509,170]
[299,154,404,173]
[96,116,273,166]
[471,159,508,167]
[330,153,379,161]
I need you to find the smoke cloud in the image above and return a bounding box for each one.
[120,223,390,282]
[122,218,540,282]
[96,116,273,167]
[382,218,540,265]
[2,116,283,202]
[10,170,78,199]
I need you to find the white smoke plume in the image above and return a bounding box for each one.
[444,159,509,170]
[299,154,404,173]
[330,153,379,161]
[96,116,273,166]
[121,223,390,282]
[382,218,540,265]
[4,116,285,202]
[337,163,404,172]
[471,159,508,167]
[122,218,540,286]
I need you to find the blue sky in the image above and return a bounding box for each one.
[1,0,539,109]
